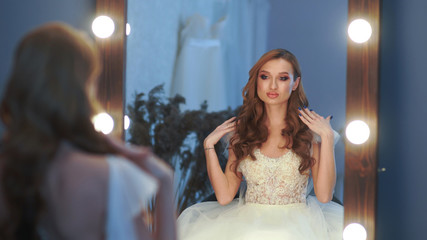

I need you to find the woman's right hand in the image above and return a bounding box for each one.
[104,135,173,184]
[204,117,237,148]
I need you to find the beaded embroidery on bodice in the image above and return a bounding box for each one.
[238,149,309,205]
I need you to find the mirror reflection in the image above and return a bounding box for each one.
[125,0,347,213]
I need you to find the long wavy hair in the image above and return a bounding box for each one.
[230,49,314,175]
[0,23,117,240]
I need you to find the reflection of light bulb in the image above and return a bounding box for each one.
[346,120,370,144]
[124,115,130,130]
[92,112,114,134]
[348,19,372,43]
[92,16,115,38]
[343,223,367,240]
[126,23,131,36]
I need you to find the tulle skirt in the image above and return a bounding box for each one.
[177,196,343,240]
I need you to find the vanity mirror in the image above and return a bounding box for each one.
[95,0,380,238]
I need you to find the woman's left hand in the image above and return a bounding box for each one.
[298,107,333,138]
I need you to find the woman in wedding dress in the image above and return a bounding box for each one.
[177,48,343,239]
[0,23,176,240]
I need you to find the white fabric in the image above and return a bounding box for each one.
[177,148,343,240]
[171,13,227,112]
[106,156,158,240]
[178,197,342,240]
[222,0,270,108]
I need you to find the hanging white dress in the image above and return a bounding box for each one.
[170,14,228,112]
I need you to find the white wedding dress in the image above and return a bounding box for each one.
[177,148,343,240]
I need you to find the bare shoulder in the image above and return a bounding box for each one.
[47,143,111,210]
[54,144,110,190]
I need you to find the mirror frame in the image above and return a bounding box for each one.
[345,0,380,239]
[95,0,127,138]
[95,0,380,238]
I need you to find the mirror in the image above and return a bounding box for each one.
[125,0,347,204]
[95,0,380,238]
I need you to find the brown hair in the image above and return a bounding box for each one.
[230,48,314,174]
[0,22,116,239]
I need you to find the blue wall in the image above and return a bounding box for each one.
[377,0,427,239]
[0,0,95,97]
[267,0,348,202]
[0,0,95,134]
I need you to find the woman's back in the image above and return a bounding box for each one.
[0,142,109,239]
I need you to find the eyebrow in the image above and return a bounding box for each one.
[259,70,290,75]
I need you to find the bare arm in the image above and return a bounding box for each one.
[298,108,336,203]
[310,134,336,203]
[204,117,242,205]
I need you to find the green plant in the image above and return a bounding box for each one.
[127,85,239,213]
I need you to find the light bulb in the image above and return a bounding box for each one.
[124,115,130,130]
[92,112,114,134]
[343,223,367,240]
[126,23,131,36]
[346,120,370,144]
[348,19,372,43]
[92,15,115,38]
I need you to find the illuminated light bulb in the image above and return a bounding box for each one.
[92,112,114,134]
[126,23,131,36]
[343,223,367,240]
[348,19,372,43]
[346,120,370,144]
[124,115,130,130]
[92,15,115,38]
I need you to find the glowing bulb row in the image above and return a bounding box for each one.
[91,111,368,143]
[91,15,131,38]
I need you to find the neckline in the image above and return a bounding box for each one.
[256,148,292,160]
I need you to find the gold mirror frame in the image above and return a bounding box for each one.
[95,0,380,238]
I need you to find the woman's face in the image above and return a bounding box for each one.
[256,58,300,107]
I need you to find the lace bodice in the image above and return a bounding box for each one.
[238,149,309,205]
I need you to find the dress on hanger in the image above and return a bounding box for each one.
[171,14,228,112]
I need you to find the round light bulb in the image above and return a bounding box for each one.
[124,115,130,130]
[126,23,131,36]
[348,19,372,43]
[346,120,370,144]
[92,15,115,38]
[343,223,367,240]
[92,112,114,134]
